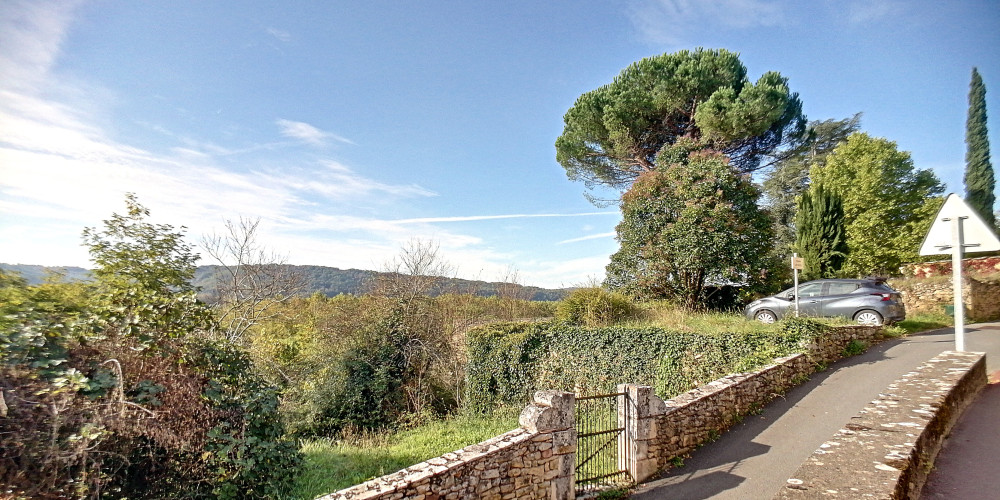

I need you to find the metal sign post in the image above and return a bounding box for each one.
[948,216,967,351]
[791,253,803,318]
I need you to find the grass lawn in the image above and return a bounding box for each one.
[890,311,955,335]
[285,411,520,499]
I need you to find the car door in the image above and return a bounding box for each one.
[821,282,862,318]
[795,282,825,317]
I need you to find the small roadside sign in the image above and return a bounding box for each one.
[919,193,1000,256]
[918,193,1000,351]
[790,256,804,270]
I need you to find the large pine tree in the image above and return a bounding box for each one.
[965,67,996,229]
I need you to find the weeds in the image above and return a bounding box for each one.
[842,339,868,357]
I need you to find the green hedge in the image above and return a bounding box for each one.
[465,318,826,410]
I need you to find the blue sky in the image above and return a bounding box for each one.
[1,1,998,288]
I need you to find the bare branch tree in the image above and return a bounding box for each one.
[201,217,304,343]
[495,265,532,320]
[366,239,464,415]
[368,238,456,302]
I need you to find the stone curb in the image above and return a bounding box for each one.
[775,351,988,499]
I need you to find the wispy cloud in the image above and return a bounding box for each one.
[388,212,618,225]
[0,1,616,288]
[559,232,617,244]
[0,0,85,92]
[842,0,904,25]
[266,27,292,43]
[276,119,355,146]
[630,0,787,45]
[261,160,436,200]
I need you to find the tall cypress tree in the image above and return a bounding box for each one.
[965,67,996,229]
[795,184,848,280]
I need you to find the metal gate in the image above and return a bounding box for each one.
[574,391,634,495]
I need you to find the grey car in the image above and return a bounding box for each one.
[744,278,906,326]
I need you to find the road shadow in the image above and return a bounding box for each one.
[630,469,749,500]
[630,328,956,498]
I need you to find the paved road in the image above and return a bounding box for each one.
[922,368,1000,499]
[630,322,1000,500]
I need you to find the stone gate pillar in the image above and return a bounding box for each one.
[618,384,659,483]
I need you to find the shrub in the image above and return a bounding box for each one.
[464,321,553,413]
[0,280,301,499]
[555,287,636,326]
[0,198,302,499]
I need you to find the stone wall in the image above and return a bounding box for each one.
[320,325,886,498]
[623,325,886,482]
[318,390,576,500]
[902,255,1000,278]
[775,351,987,499]
[896,276,1000,321]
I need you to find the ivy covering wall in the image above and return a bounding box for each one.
[465,319,826,411]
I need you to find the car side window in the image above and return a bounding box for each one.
[827,283,859,295]
[798,283,823,297]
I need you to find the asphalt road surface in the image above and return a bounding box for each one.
[629,322,1000,500]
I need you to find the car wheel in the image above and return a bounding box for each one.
[855,310,883,326]
[755,310,777,324]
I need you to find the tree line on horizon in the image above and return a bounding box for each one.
[0,263,571,302]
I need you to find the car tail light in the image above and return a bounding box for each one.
[871,293,892,301]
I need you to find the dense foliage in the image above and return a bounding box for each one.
[812,133,945,276]
[555,48,805,194]
[464,318,827,411]
[965,67,996,229]
[0,196,300,499]
[795,184,848,280]
[248,291,555,437]
[605,151,774,306]
[762,114,861,262]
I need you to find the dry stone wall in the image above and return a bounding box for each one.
[318,390,576,500]
[320,325,886,497]
[627,325,886,481]
[896,276,1000,321]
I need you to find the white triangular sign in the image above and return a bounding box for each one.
[919,193,1000,256]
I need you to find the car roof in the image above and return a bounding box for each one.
[804,278,883,283]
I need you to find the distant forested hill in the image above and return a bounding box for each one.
[3,263,570,301]
[0,263,92,283]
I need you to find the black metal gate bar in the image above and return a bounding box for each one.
[574,391,633,495]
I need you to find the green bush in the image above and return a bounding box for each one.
[556,287,636,326]
[0,198,302,499]
[0,279,301,499]
[464,321,553,412]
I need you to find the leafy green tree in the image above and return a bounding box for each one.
[965,67,996,229]
[2,196,301,499]
[762,114,861,258]
[604,150,773,307]
[82,193,214,348]
[794,184,848,280]
[555,48,805,197]
[812,133,945,276]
